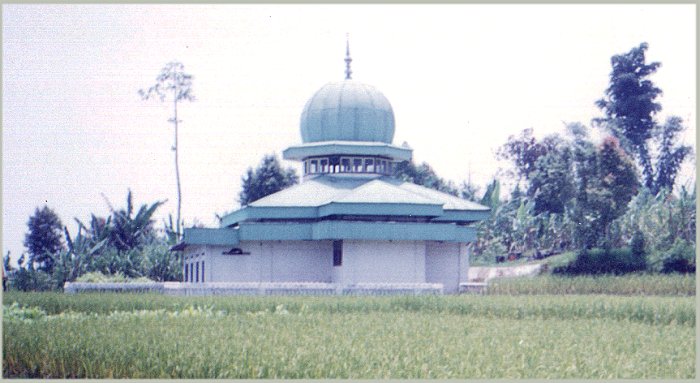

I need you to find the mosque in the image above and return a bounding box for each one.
[172,43,490,294]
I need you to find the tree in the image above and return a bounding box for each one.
[459,180,480,202]
[139,62,195,240]
[595,42,661,188]
[652,116,693,194]
[104,190,165,253]
[239,154,299,206]
[573,137,639,248]
[479,179,501,210]
[496,128,550,189]
[393,160,459,196]
[528,144,575,215]
[23,206,65,272]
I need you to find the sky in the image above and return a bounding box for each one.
[2,4,696,265]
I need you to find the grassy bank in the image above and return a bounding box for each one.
[487,273,695,296]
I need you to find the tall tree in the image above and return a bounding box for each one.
[139,62,195,240]
[239,154,299,206]
[594,42,662,189]
[23,206,65,272]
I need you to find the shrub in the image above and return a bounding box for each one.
[554,247,646,275]
[630,230,645,258]
[9,268,56,292]
[75,271,153,284]
[647,239,696,273]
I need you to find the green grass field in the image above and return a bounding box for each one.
[3,289,695,379]
[487,273,695,296]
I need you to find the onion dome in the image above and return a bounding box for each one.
[300,80,395,144]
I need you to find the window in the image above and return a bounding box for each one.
[333,240,343,266]
[309,159,318,174]
[320,158,329,173]
[195,262,199,283]
[377,159,388,174]
[201,261,205,283]
[189,262,194,282]
[364,158,375,173]
[184,263,189,282]
[353,158,363,172]
[340,158,351,173]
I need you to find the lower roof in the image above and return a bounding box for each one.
[176,220,478,251]
[219,175,490,227]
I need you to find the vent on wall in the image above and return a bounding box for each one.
[222,247,251,255]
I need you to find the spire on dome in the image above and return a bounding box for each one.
[344,34,352,80]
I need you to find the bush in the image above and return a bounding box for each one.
[141,243,182,282]
[647,239,696,274]
[554,247,646,275]
[75,271,153,284]
[630,230,645,258]
[10,268,56,292]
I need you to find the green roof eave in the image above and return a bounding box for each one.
[312,221,476,242]
[237,221,476,242]
[239,222,315,241]
[283,141,412,162]
[182,227,240,247]
[432,209,491,223]
[183,221,477,244]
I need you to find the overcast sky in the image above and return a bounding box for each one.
[2,4,696,264]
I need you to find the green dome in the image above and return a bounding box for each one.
[300,80,395,144]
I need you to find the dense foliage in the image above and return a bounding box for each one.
[23,206,64,273]
[7,191,181,291]
[471,43,694,266]
[394,160,460,196]
[238,154,299,206]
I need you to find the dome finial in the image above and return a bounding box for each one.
[344,34,352,80]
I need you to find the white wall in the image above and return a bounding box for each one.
[266,241,333,283]
[340,240,426,284]
[425,241,461,293]
[193,239,469,292]
[184,246,208,283]
[203,241,333,283]
[206,245,258,282]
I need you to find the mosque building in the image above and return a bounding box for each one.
[172,43,490,294]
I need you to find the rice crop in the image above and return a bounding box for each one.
[487,273,696,296]
[3,292,695,326]
[3,293,695,379]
